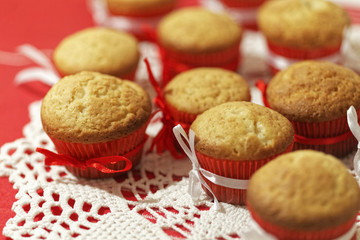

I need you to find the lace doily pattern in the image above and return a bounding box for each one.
[1,29,360,239]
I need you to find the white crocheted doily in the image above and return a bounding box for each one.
[1,29,360,239]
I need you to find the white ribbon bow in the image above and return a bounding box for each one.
[347,105,360,177]
[240,216,357,240]
[11,44,60,86]
[173,124,249,212]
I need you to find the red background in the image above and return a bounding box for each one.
[0,0,197,239]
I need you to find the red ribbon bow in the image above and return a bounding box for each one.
[256,79,354,146]
[36,137,148,173]
[144,58,188,159]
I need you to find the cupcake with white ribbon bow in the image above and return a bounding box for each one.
[174,101,294,205]
[244,150,360,240]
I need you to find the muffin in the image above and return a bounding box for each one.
[190,101,294,204]
[40,71,152,178]
[53,27,139,80]
[257,0,350,74]
[266,61,360,157]
[246,150,360,240]
[157,7,242,85]
[105,0,176,40]
[164,67,251,129]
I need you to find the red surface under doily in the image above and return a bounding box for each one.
[0,0,198,239]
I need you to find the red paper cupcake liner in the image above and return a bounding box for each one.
[161,54,241,86]
[195,143,293,205]
[161,41,241,66]
[50,123,148,178]
[267,41,342,74]
[248,204,357,240]
[291,108,360,157]
[267,41,341,59]
[220,0,267,8]
[165,102,198,126]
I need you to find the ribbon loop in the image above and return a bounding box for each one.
[347,106,360,177]
[36,148,133,174]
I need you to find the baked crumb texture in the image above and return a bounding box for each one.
[247,150,360,230]
[190,101,294,160]
[41,71,152,143]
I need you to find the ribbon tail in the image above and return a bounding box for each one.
[16,44,55,70]
[87,156,133,173]
[188,170,202,200]
[15,67,60,86]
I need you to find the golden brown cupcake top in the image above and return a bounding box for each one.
[164,68,250,115]
[41,71,152,143]
[106,0,176,16]
[258,0,350,49]
[266,61,360,122]
[158,7,242,54]
[247,150,360,230]
[190,101,294,160]
[53,27,139,77]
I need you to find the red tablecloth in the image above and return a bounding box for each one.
[0,1,198,239]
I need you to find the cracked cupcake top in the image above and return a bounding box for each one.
[41,71,151,143]
[164,67,250,115]
[190,101,294,160]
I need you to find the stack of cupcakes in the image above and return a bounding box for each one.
[257,0,350,74]
[157,7,242,85]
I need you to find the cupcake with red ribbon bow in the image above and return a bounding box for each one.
[157,7,242,85]
[244,150,360,240]
[257,0,350,74]
[37,71,152,178]
[264,61,360,157]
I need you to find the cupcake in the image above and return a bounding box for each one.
[190,101,294,204]
[105,0,176,40]
[157,7,242,85]
[257,0,350,74]
[39,71,152,178]
[53,27,140,80]
[265,61,360,157]
[245,150,360,240]
[164,67,251,129]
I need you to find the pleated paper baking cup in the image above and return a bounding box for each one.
[220,0,267,8]
[267,41,342,74]
[248,204,357,240]
[165,101,197,126]
[291,109,359,157]
[49,123,148,179]
[161,53,240,86]
[195,143,293,205]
